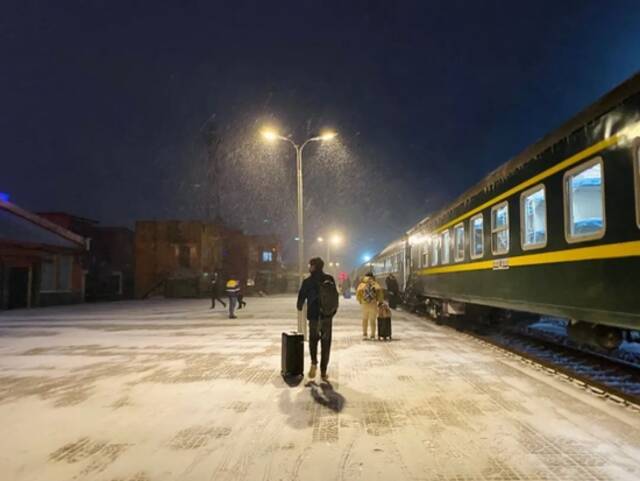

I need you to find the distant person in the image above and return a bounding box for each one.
[385,273,400,309]
[225,277,241,319]
[297,257,338,381]
[342,276,352,299]
[237,282,247,310]
[356,272,384,340]
[210,272,226,309]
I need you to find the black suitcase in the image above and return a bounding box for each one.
[378,317,392,340]
[281,332,304,377]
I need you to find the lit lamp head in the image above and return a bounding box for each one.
[319,130,338,141]
[261,128,280,142]
[329,233,343,246]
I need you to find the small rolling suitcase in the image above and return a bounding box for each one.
[378,317,392,340]
[281,332,304,377]
[377,303,392,340]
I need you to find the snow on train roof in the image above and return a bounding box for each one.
[379,237,406,255]
[423,72,640,230]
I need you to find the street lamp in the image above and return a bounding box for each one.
[262,127,337,338]
[260,127,337,282]
[317,232,343,266]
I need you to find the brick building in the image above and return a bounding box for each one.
[0,199,86,309]
[38,213,134,301]
[134,220,284,298]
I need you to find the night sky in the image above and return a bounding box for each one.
[3,1,640,268]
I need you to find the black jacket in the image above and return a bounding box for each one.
[297,271,335,321]
[385,276,399,294]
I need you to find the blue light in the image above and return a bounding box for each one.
[362,254,372,263]
[0,192,9,202]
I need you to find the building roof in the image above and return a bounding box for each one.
[37,212,99,225]
[0,200,86,250]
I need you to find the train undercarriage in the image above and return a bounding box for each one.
[406,294,634,352]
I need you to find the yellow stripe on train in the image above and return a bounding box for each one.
[418,240,640,276]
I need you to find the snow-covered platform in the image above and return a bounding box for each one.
[0,296,639,481]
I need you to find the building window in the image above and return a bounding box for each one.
[470,214,484,259]
[454,223,465,262]
[40,255,73,292]
[441,230,451,264]
[521,185,547,250]
[421,246,428,268]
[564,158,605,242]
[491,202,509,255]
[57,256,72,290]
[41,259,56,291]
[262,251,273,262]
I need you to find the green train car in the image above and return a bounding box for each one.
[362,73,640,349]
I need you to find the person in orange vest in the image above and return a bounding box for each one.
[225,277,241,319]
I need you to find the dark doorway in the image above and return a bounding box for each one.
[8,267,29,309]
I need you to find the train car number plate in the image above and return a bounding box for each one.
[492,258,510,270]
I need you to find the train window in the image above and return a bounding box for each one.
[521,185,547,250]
[491,202,509,255]
[431,235,440,266]
[441,230,451,264]
[454,223,464,262]
[421,245,428,268]
[564,158,605,243]
[470,214,484,259]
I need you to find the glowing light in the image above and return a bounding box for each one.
[0,192,9,202]
[320,130,338,141]
[329,233,343,246]
[261,128,280,142]
[317,237,324,243]
[362,254,372,263]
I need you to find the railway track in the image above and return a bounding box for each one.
[426,314,640,409]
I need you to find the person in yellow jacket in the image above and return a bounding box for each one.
[356,272,384,340]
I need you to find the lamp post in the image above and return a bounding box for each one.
[262,128,337,335]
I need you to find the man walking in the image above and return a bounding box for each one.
[297,257,338,381]
[357,272,384,340]
[385,273,400,309]
[210,272,226,309]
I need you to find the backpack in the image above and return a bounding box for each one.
[318,277,339,317]
[378,303,391,319]
[363,283,377,303]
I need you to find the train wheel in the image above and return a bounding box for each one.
[594,325,623,350]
